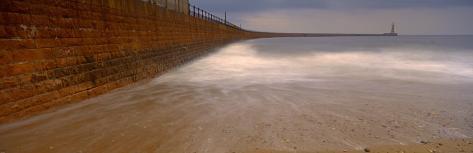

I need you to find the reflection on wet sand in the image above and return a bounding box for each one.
[1,36,473,153]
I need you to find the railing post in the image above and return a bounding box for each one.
[177,0,179,13]
[197,8,200,18]
[165,0,168,9]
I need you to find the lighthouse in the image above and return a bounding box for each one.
[391,23,396,34]
[384,23,398,36]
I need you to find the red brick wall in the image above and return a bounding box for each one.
[0,0,259,123]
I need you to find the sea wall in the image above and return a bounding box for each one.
[0,0,259,123]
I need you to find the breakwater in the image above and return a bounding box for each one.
[0,0,266,123]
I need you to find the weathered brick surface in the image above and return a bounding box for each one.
[0,0,263,123]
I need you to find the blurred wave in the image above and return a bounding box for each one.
[156,36,473,87]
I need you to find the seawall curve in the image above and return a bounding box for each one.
[0,0,396,123]
[0,0,270,123]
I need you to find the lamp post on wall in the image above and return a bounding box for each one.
[187,0,190,15]
[165,0,168,9]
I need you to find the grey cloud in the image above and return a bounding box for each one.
[193,0,473,12]
[189,0,473,35]
[238,7,473,35]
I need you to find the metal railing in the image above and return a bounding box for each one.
[145,0,242,30]
[188,4,241,30]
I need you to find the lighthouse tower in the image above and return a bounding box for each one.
[384,22,398,36]
[391,23,396,34]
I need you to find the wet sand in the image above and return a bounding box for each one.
[1,37,473,153]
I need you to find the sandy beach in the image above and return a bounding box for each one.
[251,138,473,153]
[1,37,472,153]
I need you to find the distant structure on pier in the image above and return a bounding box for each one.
[384,23,398,36]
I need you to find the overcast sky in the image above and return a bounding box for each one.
[192,0,473,35]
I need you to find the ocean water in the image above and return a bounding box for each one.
[160,36,473,85]
[1,36,473,153]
